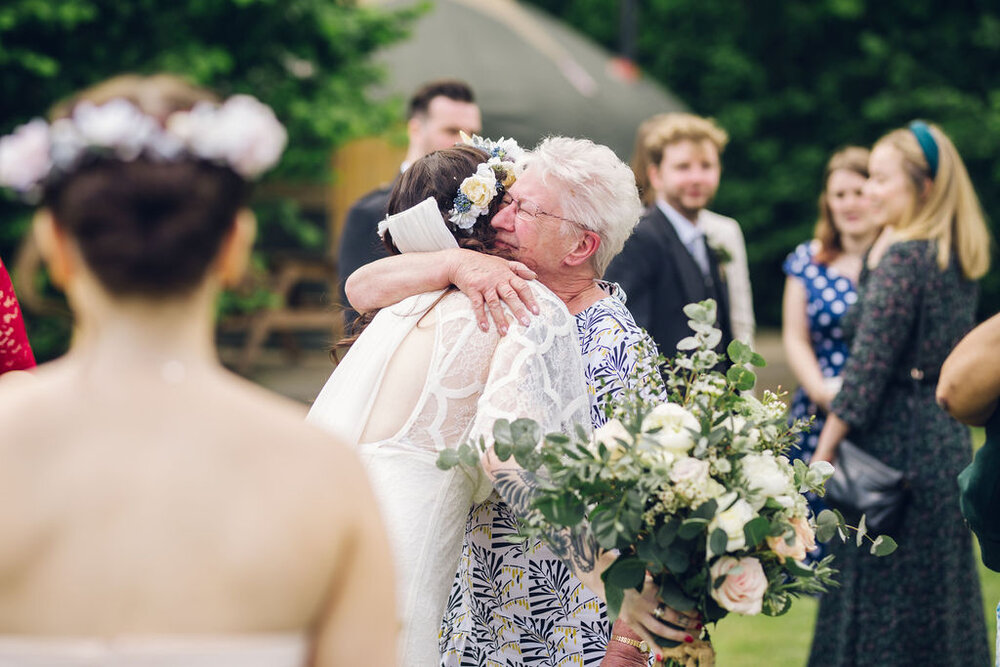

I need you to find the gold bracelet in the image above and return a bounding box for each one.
[611,634,649,653]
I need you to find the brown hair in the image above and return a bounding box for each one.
[383,145,507,256]
[407,79,476,120]
[813,146,870,265]
[42,74,250,298]
[337,145,511,351]
[642,112,729,169]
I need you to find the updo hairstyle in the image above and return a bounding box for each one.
[383,145,508,258]
[42,74,251,298]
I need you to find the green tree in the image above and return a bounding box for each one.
[527,0,1000,325]
[0,0,417,358]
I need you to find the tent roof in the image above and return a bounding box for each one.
[367,0,686,160]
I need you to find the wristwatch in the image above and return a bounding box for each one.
[611,634,649,653]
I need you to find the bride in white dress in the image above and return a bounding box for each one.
[307,144,590,665]
[0,74,395,666]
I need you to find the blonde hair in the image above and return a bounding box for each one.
[642,112,729,169]
[875,123,991,280]
[49,73,218,123]
[813,146,870,265]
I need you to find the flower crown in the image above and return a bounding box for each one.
[447,133,525,232]
[0,94,287,202]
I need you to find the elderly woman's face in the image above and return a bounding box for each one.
[490,170,582,279]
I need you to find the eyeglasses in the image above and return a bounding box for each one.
[500,192,575,224]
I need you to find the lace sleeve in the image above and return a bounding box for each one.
[464,283,590,459]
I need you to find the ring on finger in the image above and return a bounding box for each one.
[652,606,665,620]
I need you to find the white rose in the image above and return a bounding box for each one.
[460,164,498,209]
[708,495,755,552]
[211,95,287,178]
[591,418,632,461]
[642,403,700,455]
[727,414,761,451]
[73,99,157,160]
[741,452,793,509]
[710,556,768,615]
[0,119,51,191]
[670,456,710,486]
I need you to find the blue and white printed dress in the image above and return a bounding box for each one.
[440,285,657,667]
[783,241,858,556]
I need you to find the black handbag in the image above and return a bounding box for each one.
[825,438,911,535]
[823,268,930,537]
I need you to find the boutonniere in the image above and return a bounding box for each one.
[707,238,733,266]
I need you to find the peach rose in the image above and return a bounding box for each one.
[766,516,817,564]
[709,556,767,615]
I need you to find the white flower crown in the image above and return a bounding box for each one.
[0,94,287,201]
[447,133,525,232]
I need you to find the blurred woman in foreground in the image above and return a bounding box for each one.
[0,74,395,666]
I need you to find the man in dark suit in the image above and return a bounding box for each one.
[605,112,740,360]
[338,79,481,329]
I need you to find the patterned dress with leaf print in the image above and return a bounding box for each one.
[440,286,659,667]
[806,240,990,666]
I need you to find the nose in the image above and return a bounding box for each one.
[492,200,515,230]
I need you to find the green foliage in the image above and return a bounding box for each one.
[0,0,418,358]
[524,0,1000,324]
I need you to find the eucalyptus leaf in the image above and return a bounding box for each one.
[458,443,479,467]
[871,535,899,556]
[691,499,719,521]
[511,418,541,449]
[657,519,680,548]
[436,448,460,470]
[856,514,868,547]
[663,546,690,574]
[676,336,700,351]
[604,556,646,589]
[677,517,709,539]
[709,527,728,556]
[604,583,624,622]
[658,578,697,611]
[493,419,513,449]
[727,339,753,365]
[743,516,770,547]
[815,509,839,543]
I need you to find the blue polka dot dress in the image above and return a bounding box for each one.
[783,242,858,554]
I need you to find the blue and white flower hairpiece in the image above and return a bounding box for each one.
[447,133,525,233]
[0,95,287,202]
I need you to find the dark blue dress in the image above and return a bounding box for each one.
[783,242,859,558]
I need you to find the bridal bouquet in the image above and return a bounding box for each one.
[440,300,895,664]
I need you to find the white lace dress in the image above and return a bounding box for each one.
[306,284,588,666]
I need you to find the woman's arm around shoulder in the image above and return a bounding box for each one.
[938,311,1000,426]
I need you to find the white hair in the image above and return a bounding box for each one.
[525,136,643,275]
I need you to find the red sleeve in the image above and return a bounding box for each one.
[0,256,36,373]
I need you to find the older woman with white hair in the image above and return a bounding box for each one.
[345,136,697,666]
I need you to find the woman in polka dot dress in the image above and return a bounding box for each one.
[782,146,878,558]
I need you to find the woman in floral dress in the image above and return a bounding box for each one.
[782,147,877,560]
[809,123,991,665]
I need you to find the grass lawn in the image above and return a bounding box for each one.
[709,427,998,666]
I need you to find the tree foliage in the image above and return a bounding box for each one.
[0,0,417,357]
[526,0,1000,324]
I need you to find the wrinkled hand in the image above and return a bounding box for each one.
[617,573,700,652]
[599,618,652,667]
[449,252,538,334]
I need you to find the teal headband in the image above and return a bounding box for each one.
[909,120,939,179]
